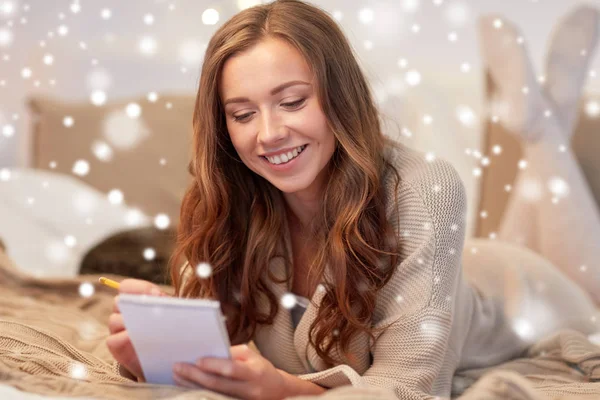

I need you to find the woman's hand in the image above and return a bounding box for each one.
[173,344,323,400]
[106,279,168,381]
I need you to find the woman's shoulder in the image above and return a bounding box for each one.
[381,137,467,218]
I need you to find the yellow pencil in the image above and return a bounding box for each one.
[99,277,120,290]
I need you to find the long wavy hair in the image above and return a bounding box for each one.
[169,0,401,367]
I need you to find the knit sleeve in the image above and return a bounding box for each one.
[297,157,469,399]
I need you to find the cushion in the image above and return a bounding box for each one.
[27,93,196,228]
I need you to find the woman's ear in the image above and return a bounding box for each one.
[544,5,600,136]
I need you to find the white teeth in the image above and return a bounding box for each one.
[266,145,306,165]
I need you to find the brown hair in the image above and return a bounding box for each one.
[169,0,401,367]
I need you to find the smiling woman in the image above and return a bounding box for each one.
[104,1,562,399]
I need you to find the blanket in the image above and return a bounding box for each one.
[0,248,599,400]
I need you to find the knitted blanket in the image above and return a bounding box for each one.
[1,248,598,400]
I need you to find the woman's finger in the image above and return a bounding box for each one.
[195,357,253,381]
[108,312,125,334]
[174,364,255,399]
[230,344,256,361]
[112,295,120,313]
[119,279,162,296]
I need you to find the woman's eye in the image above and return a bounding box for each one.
[233,113,252,122]
[232,98,306,123]
[282,98,306,109]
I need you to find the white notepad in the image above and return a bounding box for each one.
[118,294,231,385]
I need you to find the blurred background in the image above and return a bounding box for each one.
[0,0,600,307]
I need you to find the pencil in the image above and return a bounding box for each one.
[98,277,120,290]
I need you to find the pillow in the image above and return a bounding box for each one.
[27,93,196,228]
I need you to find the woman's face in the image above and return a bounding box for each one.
[219,37,336,195]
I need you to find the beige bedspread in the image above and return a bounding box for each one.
[0,248,598,400]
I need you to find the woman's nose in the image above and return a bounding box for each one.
[257,112,287,145]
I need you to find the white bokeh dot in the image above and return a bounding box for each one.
[79,282,95,298]
[108,189,124,205]
[125,102,141,118]
[143,248,156,261]
[90,90,107,106]
[280,293,297,309]
[154,213,170,229]
[72,160,90,176]
[63,116,74,127]
[2,124,14,137]
[196,262,213,278]
[0,168,11,181]
[64,235,77,248]
[201,8,219,25]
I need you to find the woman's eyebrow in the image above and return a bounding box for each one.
[223,80,310,107]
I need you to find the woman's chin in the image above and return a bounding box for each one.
[268,179,311,194]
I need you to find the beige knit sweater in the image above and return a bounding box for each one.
[251,138,529,399]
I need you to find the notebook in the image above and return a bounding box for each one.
[117,293,231,385]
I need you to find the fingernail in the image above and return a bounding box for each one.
[173,363,182,374]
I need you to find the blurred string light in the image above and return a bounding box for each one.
[456,105,476,127]
[72,190,98,215]
[547,177,570,198]
[445,1,469,27]
[2,124,14,137]
[108,189,124,205]
[179,40,206,66]
[143,13,154,25]
[70,2,81,14]
[63,116,74,127]
[143,247,156,261]
[86,67,113,92]
[358,7,374,24]
[0,28,13,47]
[43,54,54,65]
[585,100,600,118]
[402,0,420,13]
[147,92,158,102]
[125,103,141,118]
[91,140,114,162]
[196,262,212,278]
[154,213,170,229]
[57,24,68,36]
[72,159,90,176]
[102,110,150,150]
[125,208,147,226]
[201,8,219,25]
[405,69,421,86]
[139,36,157,55]
[90,90,107,106]
[78,282,94,298]
[0,0,19,18]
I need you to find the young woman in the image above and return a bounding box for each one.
[107,1,529,398]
